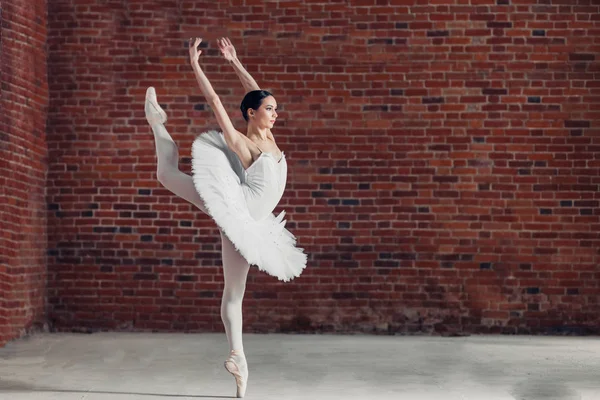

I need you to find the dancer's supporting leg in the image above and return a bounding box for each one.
[220,230,250,398]
[144,87,207,213]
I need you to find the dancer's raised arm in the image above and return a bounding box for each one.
[189,38,249,156]
[218,37,260,92]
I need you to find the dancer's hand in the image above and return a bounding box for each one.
[189,37,203,65]
[217,37,237,62]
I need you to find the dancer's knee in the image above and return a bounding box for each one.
[223,273,247,303]
[223,284,246,304]
[156,164,181,187]
[156,165,175,186]
[156,168,168,186]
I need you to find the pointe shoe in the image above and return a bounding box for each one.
[224,350,248,398]
[145,87,167,125]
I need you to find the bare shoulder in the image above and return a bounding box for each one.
[231,132,262,169]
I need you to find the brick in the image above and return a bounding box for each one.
[0,0,590,344]
[1,0,49,346]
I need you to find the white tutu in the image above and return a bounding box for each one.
[191,130,307,282]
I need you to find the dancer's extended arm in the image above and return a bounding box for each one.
[217,37,275,141]
[218,37,260,92]
[189,37,250,157]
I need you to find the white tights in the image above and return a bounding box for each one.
[149,121,249,353]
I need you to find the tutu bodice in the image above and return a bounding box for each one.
[242,150,287,221]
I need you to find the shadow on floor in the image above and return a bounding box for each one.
[0,379,233,399]
[510,377,582,400]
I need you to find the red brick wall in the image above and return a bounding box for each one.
[0,0,48,346]
[46,1,599,336]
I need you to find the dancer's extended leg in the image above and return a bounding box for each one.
[145,87,207,213]
[146,86,248,397]
[220,230,249,397]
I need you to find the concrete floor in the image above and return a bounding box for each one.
[0,333,598,400]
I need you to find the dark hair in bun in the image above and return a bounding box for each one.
[240,90,273,122]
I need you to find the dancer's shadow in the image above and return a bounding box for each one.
[0,378,233,398]
[510,377,582,400]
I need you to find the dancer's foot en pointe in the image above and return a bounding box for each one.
[145,86,167,125]
[224,350,248,398]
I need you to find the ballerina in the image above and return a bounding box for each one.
[143,36,306,398]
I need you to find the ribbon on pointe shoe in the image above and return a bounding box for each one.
[224,350,248,398]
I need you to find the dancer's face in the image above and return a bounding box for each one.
[249,96,278,129]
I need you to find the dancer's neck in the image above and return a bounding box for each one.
[246,126,269,142]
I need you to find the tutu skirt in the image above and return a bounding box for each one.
[191,130,307,282]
